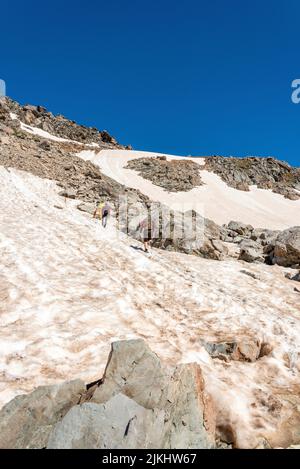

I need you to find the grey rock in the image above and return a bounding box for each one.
[0,340,215,449]
[47,394,165,449]
[160,363,215,449]
[88,340,216,449]
[227,221,254,236]
[285,271,300,282]
[202,339,271,363]
[0,380,85,448]
[211,238,229,255]
[239,239,264,263]
[128,204,226,261]
[272,227,300,267]
[90,339,170,409]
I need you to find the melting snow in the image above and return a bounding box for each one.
[0,166,300,447]
[76,148,300,230]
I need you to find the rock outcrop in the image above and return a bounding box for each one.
[221,221,300,268]
[0,99,149,209]
[126,156,203,192]
[0,340,216,449]
[125,203,228,260]
[1,96,299,268]
[0,96,124,147]
[204,156,300,200]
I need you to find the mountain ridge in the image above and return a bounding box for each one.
[0,96,300,449]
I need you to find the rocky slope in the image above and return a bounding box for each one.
[221,221,300,268]
[126,156,203,192]
[1,96,300,449]
[0,96,151,207]
[1,163,300,449]
[0,97,230,261]
[1,96,128,148]
[204,156,300,200]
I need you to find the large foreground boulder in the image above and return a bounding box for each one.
[0,340,216,449]
[0,380,85,448]
[47,394,165,449]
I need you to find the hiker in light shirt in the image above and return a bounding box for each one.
[93,201,111,228]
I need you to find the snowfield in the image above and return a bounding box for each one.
[76,149,300,230]
[1,165,300,448]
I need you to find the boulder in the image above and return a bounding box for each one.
[272,227,300,267]
[285,271,300,282]
[89,339,170,409]
[47,394,165,449]
[89,340,216,449]
[160,363,216,449]
[148,207,226,261]
[227,221,254,236]
[211,239,229,256]
[0,340,215,449]
[239,239,264,263]
[202,339,271,363]
[127,203,225,261]
[0,380,85,448]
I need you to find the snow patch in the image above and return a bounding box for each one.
[75,148,300,230]
[0,166,299,447]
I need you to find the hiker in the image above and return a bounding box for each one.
[93,201,111,228]
[137,216,156,253]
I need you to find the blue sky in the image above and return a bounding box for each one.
[1,0,299,166]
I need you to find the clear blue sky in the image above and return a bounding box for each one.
[1,0,299,166]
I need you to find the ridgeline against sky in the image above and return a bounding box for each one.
[1,0,299,166]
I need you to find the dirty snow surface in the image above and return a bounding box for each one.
[79,149,300,230]
[0,166,300,448]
